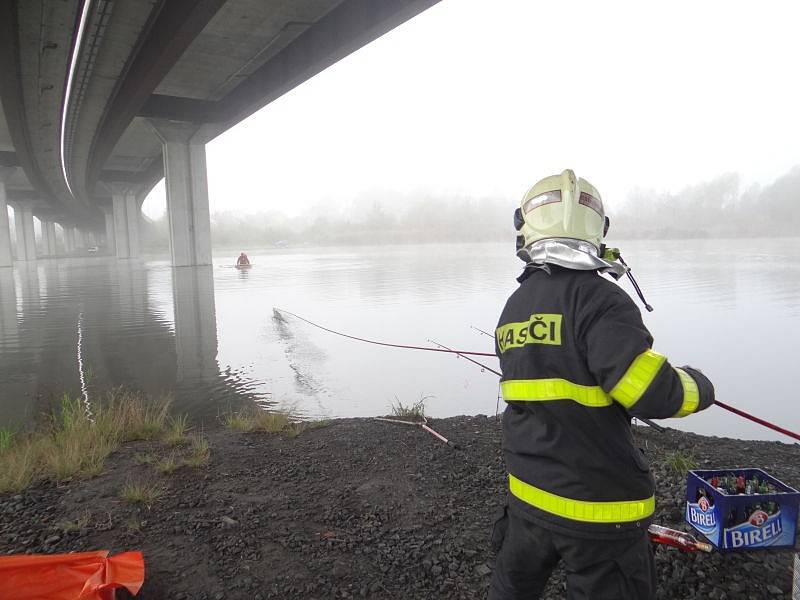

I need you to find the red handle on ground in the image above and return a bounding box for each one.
[0,550,145,600]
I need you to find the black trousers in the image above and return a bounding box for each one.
[489,511,656,600]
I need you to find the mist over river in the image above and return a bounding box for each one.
[1,238,798,442]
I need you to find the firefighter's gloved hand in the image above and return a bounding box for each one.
[681,366,715,412]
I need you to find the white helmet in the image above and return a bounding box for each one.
[514,169,608,257]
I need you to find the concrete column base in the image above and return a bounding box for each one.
[111,190,140,259]
[74,229,86,250]
[125,193,140,257]
[173,266,218,382]
[102,208,116,255]
[41,221,57,256]
[62,226,76,254]
[11,203,36,261]
[0,176,13,268]
[148,119,213,267]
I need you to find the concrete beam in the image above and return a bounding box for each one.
[148,119,212,267]
[0,3,59,210]
[87,0,226,186]
[213,0,441,130]
[0,167,16,267]
[138,95,219,123]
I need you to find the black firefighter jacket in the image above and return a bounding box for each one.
[495,265,713,539]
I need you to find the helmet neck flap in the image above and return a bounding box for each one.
[518,237,627,280]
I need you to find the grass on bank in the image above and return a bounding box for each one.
[223,405,329,438]
[390,395,429,420]
[664,449,698,475]
[151,435,211,473]
[126,516,143,533]
[164,415,191,446]
[119,479,163,507]
[0,427,15,453]
[184,435,211,468]
[0,389,172,494]
[154,452,182,475]
[58,512,91,533]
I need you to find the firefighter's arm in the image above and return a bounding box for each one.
[578,283,714,419]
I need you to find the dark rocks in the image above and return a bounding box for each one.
[1,418,798,599]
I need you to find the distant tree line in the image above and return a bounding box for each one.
[140,165,800,251]
[141,193,512,250]
[610,166,800,239]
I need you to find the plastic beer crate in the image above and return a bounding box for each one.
[685,468,800,552]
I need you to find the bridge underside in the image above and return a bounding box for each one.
[0,0,440,266]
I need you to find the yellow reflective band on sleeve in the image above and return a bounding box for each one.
[673,368,700,417]
[501,379,613,407]
[509,474,655,523]
[610,350,667,409]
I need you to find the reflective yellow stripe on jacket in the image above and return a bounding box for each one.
[509,474,655,523]
[672,368,700,417]
[500,379,612,407]
[610,349,666,408]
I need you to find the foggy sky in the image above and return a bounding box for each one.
[142,0,800,220]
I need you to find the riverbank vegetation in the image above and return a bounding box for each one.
[222,404,329,438]
[0,389,173,493]
[390,395,428,420]
[0,392,322,493]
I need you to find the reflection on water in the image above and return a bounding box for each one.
[0,238,798,442]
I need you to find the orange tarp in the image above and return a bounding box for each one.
[0,550,144,600]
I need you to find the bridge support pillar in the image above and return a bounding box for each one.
[102,207,116,255]
[110,189,140,259]
[148,119,212,267]
[62,226,75,254]
[40,221,55,256]
[173,265,218,384]
[74,229,86,250]
[0,168,15,268]
[10,202,36,261]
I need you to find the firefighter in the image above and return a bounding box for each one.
[490,169,715,600]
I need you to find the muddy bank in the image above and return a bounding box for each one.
[1,417,798,599]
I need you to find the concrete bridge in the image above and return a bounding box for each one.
[0,0,439,268]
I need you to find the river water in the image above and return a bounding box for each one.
[1,239,798,442]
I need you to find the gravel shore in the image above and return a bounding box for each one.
[1,416,798,599]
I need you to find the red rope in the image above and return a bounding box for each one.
[428,339,502,376]
[276,308,800,443]
[274,308,496,357]
[713,400,800,443]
